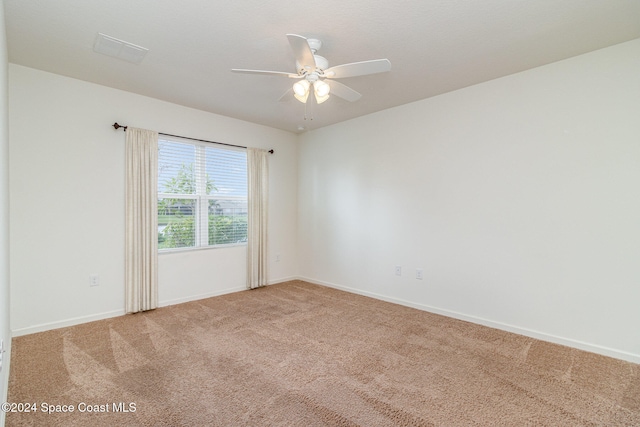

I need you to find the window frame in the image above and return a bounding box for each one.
[157,137,248,253]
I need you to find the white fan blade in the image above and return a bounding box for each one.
[328,81,361,102]
[232,69,300,78]
[324,59,391,79]
[278,88,293,102]
[286,34,316,71]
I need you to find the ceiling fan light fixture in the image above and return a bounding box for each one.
[231,34,391,107]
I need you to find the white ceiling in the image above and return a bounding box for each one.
[5,0,640,133]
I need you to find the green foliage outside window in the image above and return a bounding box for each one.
[208,215,248,245]
[159,216,195,249]
[158,213,247,249]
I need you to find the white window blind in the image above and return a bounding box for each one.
[157,137,248,251]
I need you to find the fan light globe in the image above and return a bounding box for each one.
[314,80,330,97]
[293,80,309,97]
[294,91,309,103]
[315,93,330,104]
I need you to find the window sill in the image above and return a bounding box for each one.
[159,242,247,255]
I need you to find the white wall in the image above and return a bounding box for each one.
[298,39,640,363]
[9,65,298,335]
[0,1,11,424]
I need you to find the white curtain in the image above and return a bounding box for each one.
[246,148,269,289]
[125,127,159,313]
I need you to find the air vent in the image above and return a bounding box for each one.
[93,33,148,64]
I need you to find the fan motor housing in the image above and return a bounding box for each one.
[296,55,329,75]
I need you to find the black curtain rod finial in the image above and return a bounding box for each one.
[113,122,127,131]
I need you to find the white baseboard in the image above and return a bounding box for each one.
[12,309,126,337]
[268,276,300,285]
[157,278,303,307]
[300,276,640,364]
[159,286,246,308]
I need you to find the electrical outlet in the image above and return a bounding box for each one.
[416,269,424,280]
[395,266,402,276]
[89,274,100,287]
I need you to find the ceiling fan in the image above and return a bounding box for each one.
[232,34,391,104]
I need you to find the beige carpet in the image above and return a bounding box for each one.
[6,280,639,426]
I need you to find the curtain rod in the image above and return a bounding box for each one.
[112,123,274,154]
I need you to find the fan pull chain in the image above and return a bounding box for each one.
[303,100,313,122]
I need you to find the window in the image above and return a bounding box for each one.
[157,137,248,251]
